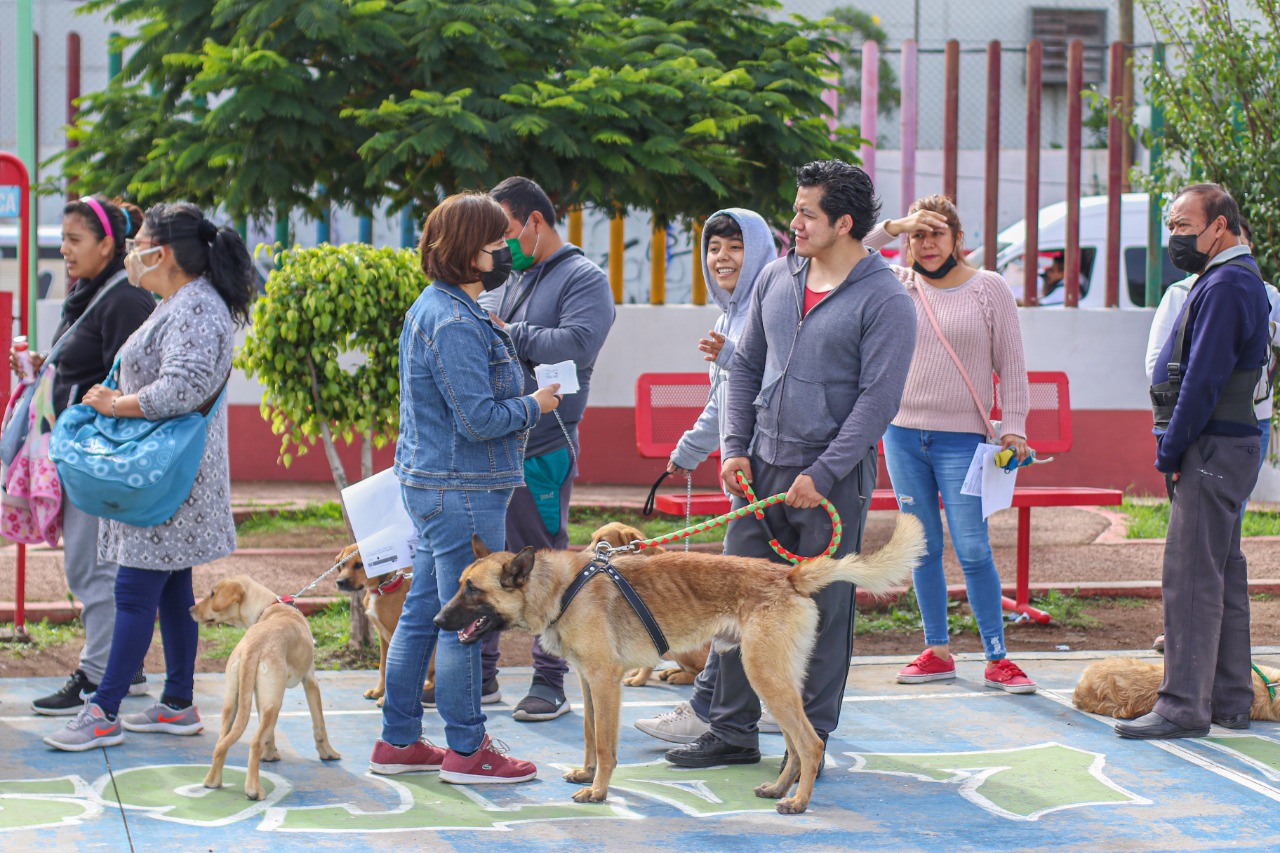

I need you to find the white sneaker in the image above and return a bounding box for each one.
[634,701,709,744]
[759,704,781,734]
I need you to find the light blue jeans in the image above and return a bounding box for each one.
[882,425,1008,660]
[380,485,512,753]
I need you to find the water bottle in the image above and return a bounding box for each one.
[13,336,34,382]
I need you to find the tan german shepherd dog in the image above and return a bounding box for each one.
[436,514,925,815]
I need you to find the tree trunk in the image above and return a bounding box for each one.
[361,429,374,481]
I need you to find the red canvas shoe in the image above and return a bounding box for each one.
[896,649,957,684]
[984,658,1037,694]
[369,737,447,775]
[439,735,537,784]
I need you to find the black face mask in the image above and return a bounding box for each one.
[480,245,514,291]
[912,255,958,280]
[1168,229,1210,274]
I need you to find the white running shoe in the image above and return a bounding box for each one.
[634,701,710,744]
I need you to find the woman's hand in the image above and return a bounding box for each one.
[698,330,726,362]
[885,209,950,238]
[1000,433,1031,462]
[82,384,121,416]
[9,348,45,377]
[532,383,561,414]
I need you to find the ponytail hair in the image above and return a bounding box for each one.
[143,202,255,326]
[63,195,143,258]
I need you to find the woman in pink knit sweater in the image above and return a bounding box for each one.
[865,195,1037,693]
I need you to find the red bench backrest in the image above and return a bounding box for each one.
[994,370,1073,454]
[635,372,719,460]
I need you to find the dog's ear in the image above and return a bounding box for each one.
[621,525,646,546]
[501,546,537,589]
[472,534,492,559]
[210,580,245,613]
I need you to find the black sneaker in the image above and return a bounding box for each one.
[512,681,570,721]
[128,668,149,697]
[665,731,761,768]
[421,676,502,708]
[32,670,96,717]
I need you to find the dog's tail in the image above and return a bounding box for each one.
[223,642,264,746]
[791,514,926,598]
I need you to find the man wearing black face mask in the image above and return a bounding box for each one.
[1117,183,1270,741]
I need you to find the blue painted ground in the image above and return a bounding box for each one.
[2,650,1279,852]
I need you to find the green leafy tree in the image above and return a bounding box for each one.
[57,0,859,228]
[1136,0,1280,281]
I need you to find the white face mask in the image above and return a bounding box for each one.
[124,245,163,286]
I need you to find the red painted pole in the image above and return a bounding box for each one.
[859,40,879,182]
[943,39,959,201]
[1025,40,1042,307]
[983,41,1001,271]
[1064,40,1084,308]
[66,32,81,203]
[1104,40,1125,308]
[900,39,918,257]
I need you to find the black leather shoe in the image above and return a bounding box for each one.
[1211,713,1251,730]
[665,731,760,768]
[1114,711,1209,740]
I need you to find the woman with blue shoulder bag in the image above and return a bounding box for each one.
[44,202,255,751]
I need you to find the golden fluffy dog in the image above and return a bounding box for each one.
[333,544,435,706]
[587,522,711,688]
[1073,657,1280,722]
[190,575,341,800]
[436,514,925,815]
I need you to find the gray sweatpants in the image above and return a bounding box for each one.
[62,501,119,684]
[1154,433,1259,729]
[704,449,876,749]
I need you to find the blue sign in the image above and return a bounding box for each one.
[0,186,20,218]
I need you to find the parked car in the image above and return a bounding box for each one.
[0,223,68,304]
[973,193,1183,309]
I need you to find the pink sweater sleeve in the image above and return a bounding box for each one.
[986,273,1030,437]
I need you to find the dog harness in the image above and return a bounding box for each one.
[275,595,299,608]
[370,571,408,596]
[551,542,669,656]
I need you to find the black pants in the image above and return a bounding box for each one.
[707,450,876,749]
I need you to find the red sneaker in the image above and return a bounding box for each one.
[984,658,1037,694]
[369,737,447,775]
[896,649,957,684]
[439,735,538,784]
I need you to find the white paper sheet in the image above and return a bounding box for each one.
[340,468,418,578]
[959,443,1018,518]
[533,360,579,394]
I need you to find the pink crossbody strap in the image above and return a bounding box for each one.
[914,284,997,441]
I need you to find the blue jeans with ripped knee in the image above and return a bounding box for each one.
[882,425,1008,660]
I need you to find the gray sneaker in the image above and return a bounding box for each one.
[759,704,782,734]
[634,701,710,744]
[120,701,203,735]
[43,702,124,752]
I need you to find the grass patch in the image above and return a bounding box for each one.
[0,619,85,657]
[1122,498,1280,539]
[567,506,724,546]
[857,593,978,638]
[1029,589,1100,629]
[198,601,380,671]
[237,502,346,536]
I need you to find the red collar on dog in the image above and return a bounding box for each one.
[276,595,299,608]
[371,572,407,596]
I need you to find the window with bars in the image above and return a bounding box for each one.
[1030,8,1108,85]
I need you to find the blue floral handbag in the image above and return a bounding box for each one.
[49,360,228,527]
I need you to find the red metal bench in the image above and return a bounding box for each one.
[635,371,1122,624]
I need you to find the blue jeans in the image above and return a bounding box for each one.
[381,485,512,753]
[882,425,1007,660]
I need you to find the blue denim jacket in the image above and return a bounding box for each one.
[395,282,540,490]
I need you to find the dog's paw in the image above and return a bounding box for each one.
[318,746,342,761]
[363,688,385,700]
[661,670,698,685]
[775,796,809,815]
[376,696,386,708]
[244,786,265,801]
[622,670,650,687]
[262,747,281,763]
[563,767,594,784]
[571,786,609,803]
[754,782,786,799]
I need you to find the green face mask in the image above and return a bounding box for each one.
[506,217,540,271]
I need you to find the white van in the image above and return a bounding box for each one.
[0,224,69,303]
[979,192,1182,309]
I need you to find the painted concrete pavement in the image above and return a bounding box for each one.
[2,650,1279,851]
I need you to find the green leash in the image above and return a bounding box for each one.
[1252,663,1277,701]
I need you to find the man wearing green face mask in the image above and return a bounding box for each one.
[454,177,614,721]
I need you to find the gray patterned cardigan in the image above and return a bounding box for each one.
[98,277,237,570]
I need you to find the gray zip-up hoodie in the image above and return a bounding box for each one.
[670,209,776,471]
[723,248,917,496]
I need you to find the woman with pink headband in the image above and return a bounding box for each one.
[11,195,157,716]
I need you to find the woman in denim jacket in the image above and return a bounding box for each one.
[370,193,561,784]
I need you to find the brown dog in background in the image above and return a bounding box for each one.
[191,575,341,800]
[588,522,712,687]
[333,544,435,706]
[1073,657,1280,722]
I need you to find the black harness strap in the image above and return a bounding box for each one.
[551,557,669,656]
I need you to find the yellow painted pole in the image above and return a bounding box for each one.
[568,206,583,247]
[650,219,666,305]
[608,212,624,303]
[691,221,706,306]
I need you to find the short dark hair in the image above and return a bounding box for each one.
[145,201,255,326]
[1241,218,1253,245]
[63,195,142,257]
[703,213,743,241]
[420,192,509,286]
[794,159,881,240]
[490,176,557,228]
[1173,182,1242,235]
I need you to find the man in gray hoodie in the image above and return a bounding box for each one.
[665,160,917,769]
